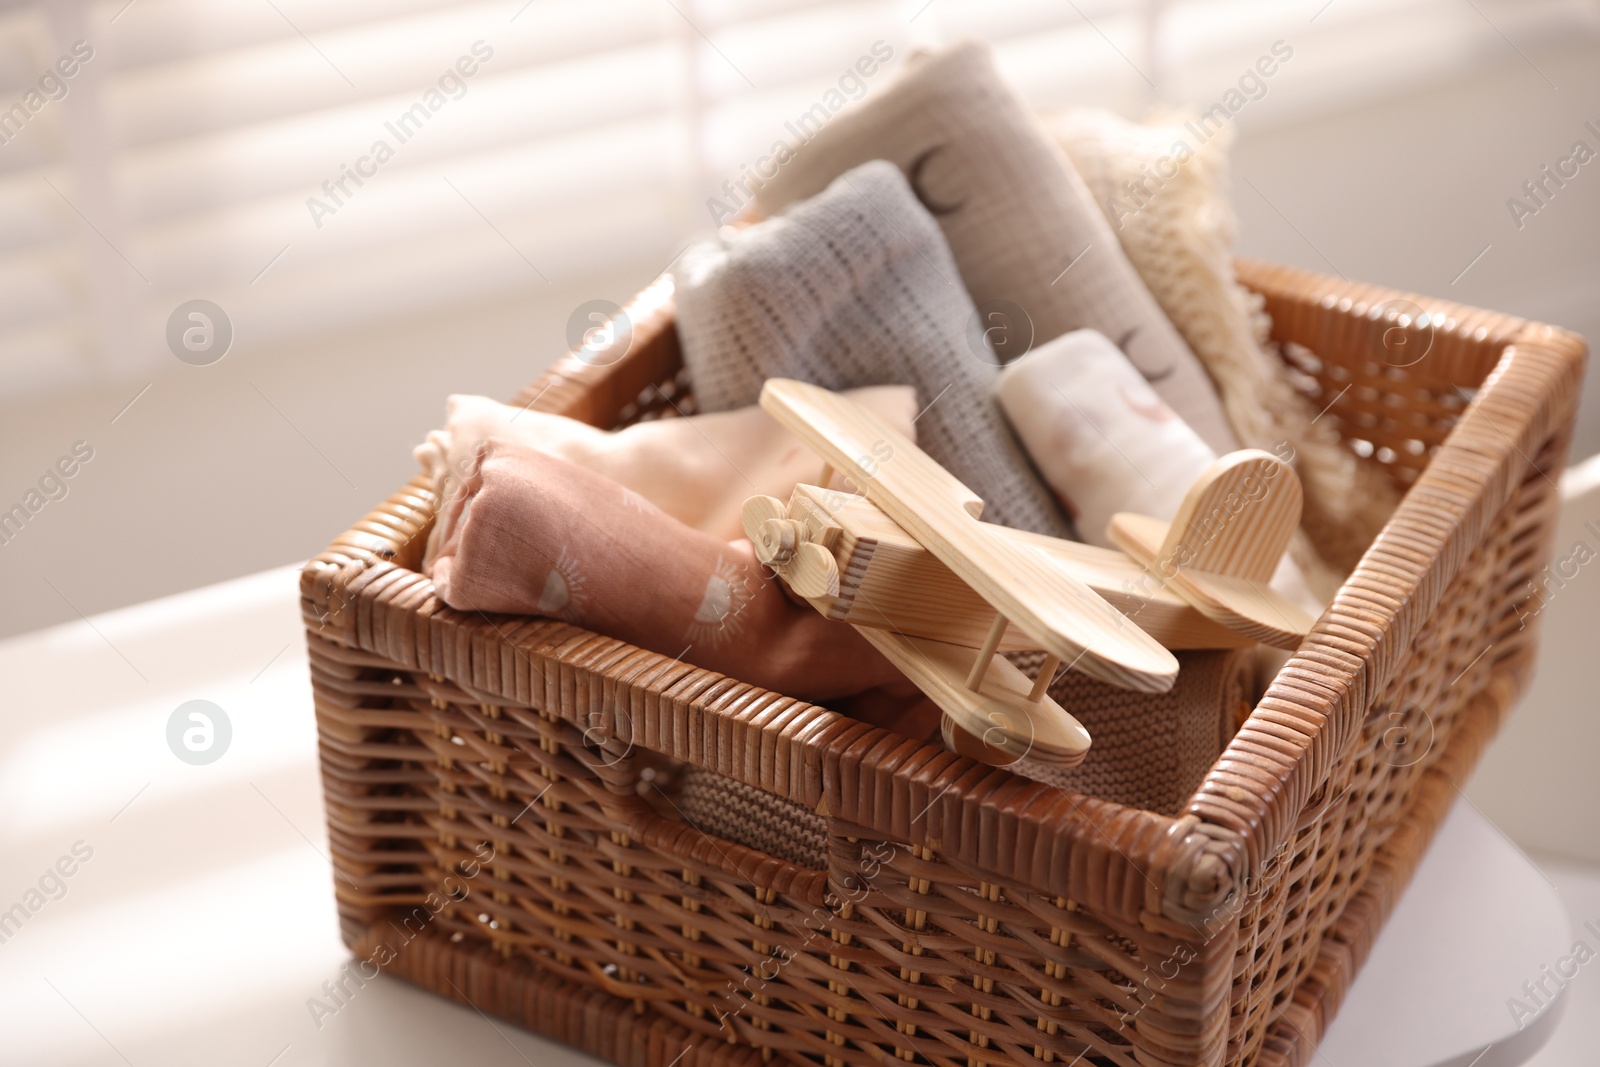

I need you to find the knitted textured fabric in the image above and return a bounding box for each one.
[1047,108,1401,588]
[675,768,830,870]
[747,39,1241,458]
[1013,647,1255,816]
[414,386,916,566]
[675,159,1072,539]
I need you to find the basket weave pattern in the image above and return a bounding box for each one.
[301,261,1583,1067]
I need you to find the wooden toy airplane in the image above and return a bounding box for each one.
[744,379,1316,768]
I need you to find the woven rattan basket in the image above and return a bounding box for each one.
[301,258,1584,1067]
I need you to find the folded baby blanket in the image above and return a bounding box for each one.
[997,329,1321,614]
[747,39,1241,458]
[428,438,911,704]
[416,387,917,566]
[998,329,1214,546]
[675,158,1072,539]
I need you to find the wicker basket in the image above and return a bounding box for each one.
[301,258,1584,1067]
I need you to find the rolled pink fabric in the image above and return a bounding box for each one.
[415,386,917,565]
[430,438,913,705]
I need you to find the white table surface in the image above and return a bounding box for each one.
[0,565,1570,1066]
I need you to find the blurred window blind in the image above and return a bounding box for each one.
[0,0,1590,400]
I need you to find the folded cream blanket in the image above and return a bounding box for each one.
[429,439,913,704]
[416,387,916,567]
[747,39,1241,459]
[675,159,1072,539]
[998,329,1213,545]
[997,329,1320,615]
[1048,108,1400,589]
